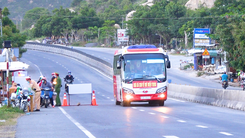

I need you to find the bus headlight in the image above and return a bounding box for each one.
[122,88,134,94]
[156,86,167,94]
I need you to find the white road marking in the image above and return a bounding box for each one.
[149,112,155,115]
[163,136,179,138]
[57,53,113,80]
[139,110,144,112]
[168,98,185,103]
[219,132,233,136]
[56,62,58,63]
[131,107,137,109]
[102,95,105,96]
[196,125,208,128]
[162,116,169,118]
[59,107,95,138]
[33,64,43,76]
[177,120,186,123]
[107,97,110,99]
[111,99,114,101]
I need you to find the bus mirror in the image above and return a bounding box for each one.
[117,60,121,69]
[166,61,171,68]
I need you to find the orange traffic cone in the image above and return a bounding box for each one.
[62,93,68,106]
[91,90,98,106]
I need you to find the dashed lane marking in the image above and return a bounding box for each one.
[162,116,169,118]
[177,120,186,123]
[163,136,179,138]
[139,110,144,112]
[111,99,114,101]
[102,95,105,96]
[131,107,137,109]
[107,97,110,99]
[219,132,233,136]
[59,107,96,138]
[196,125,208,128]
[149,112,155,115]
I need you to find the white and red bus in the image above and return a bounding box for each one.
[113,45,171,106]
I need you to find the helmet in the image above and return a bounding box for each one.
[39,75,44,80]
[51,72,55,75]
[25,76,31,81]
[68,71,71,74]
[42,77,47,80]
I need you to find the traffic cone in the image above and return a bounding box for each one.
[62,93,68,106]
[91,90,98,106]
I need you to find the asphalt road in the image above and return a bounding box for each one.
[74,47,240,90]
[16,50,245,138]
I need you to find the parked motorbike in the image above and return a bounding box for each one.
[19,89,31,112]
[41,87,51,108]
[222,81,228,89]
[241,78,245,91]
[11,92,19,107]
[64,79,73,93]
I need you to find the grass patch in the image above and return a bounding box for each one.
[0,106,24,138]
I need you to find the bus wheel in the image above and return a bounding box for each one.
[115,100,120,105]
[159,101,165,106]
[121,101,130,107]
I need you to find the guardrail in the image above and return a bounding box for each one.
[24,42,113,77]
[24,42,245,111]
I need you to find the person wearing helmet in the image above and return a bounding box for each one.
[221,72,228,88]
[40,77,54,107]
[64,71,74,83]
[51,72,57,87]
[64,71,74,93]
[26,76,41,111]
[37,76,44,87]
[54,72,62,106]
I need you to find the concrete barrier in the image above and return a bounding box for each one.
[23,42,113,77]
[168,83,245,111]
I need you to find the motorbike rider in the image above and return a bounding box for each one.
[64,71,74,83]
[64,71,74,93]
[40,77,54,108]
[37,75,44,87]
[221,72,228,86]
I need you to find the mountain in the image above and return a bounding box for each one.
[0,0,73,20]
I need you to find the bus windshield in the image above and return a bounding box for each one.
[123,54,166,83]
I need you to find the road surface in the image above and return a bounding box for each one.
[16,50,245,138]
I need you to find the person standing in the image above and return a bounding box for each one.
[54,72,62,106]
[26,76,41,111]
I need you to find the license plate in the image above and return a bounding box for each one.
[45,96,49,98]
[140,96,151,99]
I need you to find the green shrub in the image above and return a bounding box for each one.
[197,71,205,77]
[184,65,190,70]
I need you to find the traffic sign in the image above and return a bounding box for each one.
[202,48,210,56]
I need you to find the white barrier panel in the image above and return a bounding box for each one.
[68,83,92,94]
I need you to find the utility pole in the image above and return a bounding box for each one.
[0,8,2,38]
[122,17,124,29]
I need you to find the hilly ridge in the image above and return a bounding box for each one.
[0,0,73,20]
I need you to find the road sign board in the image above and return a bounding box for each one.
[202,48,210,56]
[202,55,210,59]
